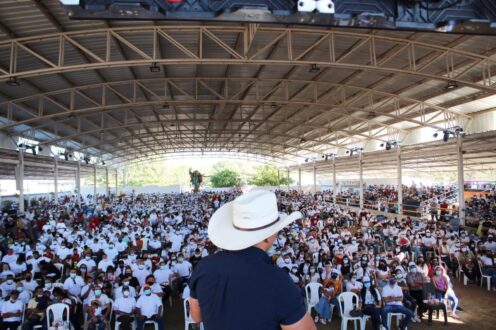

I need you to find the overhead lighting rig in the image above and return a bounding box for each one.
[346,146,363,157]
[304,156,316,163]
[322,152,336,160]
[380,141,400,151]
[18,143,42,155]
[433,126,464,142]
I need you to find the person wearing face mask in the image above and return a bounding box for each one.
[375,259,390,289]
[381,277,414,330]
[139,275,162,298]
[406,262,425,320]
[87,299,109,330]
[394,270,420,323]
[359,277,382,330]
[63,269,85,296]
[21,273,37,293]
[133,260,151,287]
[97,253,114,273]
[174,253,193,289]
[432,266,449,301]
[89,285,112,322]
[113,288,136,330]
[189,248,203,269]
[0,290,24,330]
[114,278,137,300]
[24,286,50,330]
[458,246,476,281]
[346,274,363,294]
[136,284,163,330]
[78,254,96,273]
[0,275,17,297]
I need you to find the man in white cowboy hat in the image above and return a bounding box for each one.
[188,190,316,330]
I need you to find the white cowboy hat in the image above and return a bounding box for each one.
[208,190,301,251]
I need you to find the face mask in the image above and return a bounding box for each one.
[436,271,442,276]
[10,298,16,303]
[178,258,184,263]
[144,289,152,296]
[37,294,43,298]
[86,256,91,260]
[284,258,291,264]
[70,273,76,278]
[351,278,357,283]
[364,282,371,288]
[462,248,468,252]
[138,265,145,270]
[310,269,316,274]
[396,274,403,279]
[6,279,13,285]
[122,291,130,298]
[343,260,348,264]
[291,269,298,274]
[389,279,396,286]
[45,283,52,289]
[95,290,102,296]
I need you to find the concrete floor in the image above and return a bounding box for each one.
[160,280,494,330]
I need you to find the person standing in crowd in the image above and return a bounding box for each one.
[188,191,315,330]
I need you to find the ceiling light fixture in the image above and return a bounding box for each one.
[446,80,458,90]
[149,63,161,73]
[6,77,20,87]
[309,64,320,73]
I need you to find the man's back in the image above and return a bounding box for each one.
[189,247,306,330]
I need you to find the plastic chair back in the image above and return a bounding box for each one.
[305,282,322,307]
[46,303,70,326]
[337,292,359,317]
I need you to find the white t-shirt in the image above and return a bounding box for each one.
[136,294,162,318]
[0,299,23,322]
[63,276,85,296]
[174,261,192,278]
[113,297,136,314]
[153,268,174,285]
[381,284,403,306]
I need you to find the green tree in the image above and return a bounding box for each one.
[248,164,293,186]
[210,168,242,187]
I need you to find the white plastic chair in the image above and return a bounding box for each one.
[337,292,365,330]
[46,303,73,330]
[478,260,492,291]
[387,313,407,330]
[16,304,25,330]
[54,263,65,277]
[454,255,468,285]
[304,282,322,313]
[184,299,204,330]
[115,318,137,330]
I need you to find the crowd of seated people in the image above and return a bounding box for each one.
[0,188,494,330]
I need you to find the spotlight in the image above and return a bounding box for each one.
[300,137,306,144]
[18,143,26,150]
[84,156,90,165]
[149,63,160,73]
[6,77,20,87]
[305,158,309,162]
[101,160,106,165]
[443,130,450,142]
[64,154,69,161]
[385,142,391,151]
[446,80,458,90]
[309,64,320,73]
[433,132,438,138]
[380,143,384,147]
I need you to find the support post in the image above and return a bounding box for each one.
[93,164,97,201]
[298,166,302,192]
[54,157,59,205]
[18,151,24,214]
[313,160,317,193]
[332,157,337,204]
[359,153,364,210]
[105,166,109,196]
[277,169,281,190]
[287,168,290,191]
[115,169,118,195]
[457,135,465,226]
[76,161,81,206]
[397,146,403,215]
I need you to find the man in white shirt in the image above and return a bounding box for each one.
[484,235,496,252]
[63,269,85,296]
[133,260,151,287]
[113,288,136,330]
[0,290,23,329]
[97,254,114,273]
[78,254,97,272]
[174,254,192,289]
[136,285,163,330]
[381,279,413,330]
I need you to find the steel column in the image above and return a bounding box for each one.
[18,151,24,214]
[397,146,403,215]
[76,161,81,206]
[457,135,465,226]
[54,156,59,205]
[298,166,302,192]
[332,157,337,204]
[359,153,364,209]
[93,164,97,201]
[313,160,317,193]
[287,168,290,190]
[105,166,109,196]
[115,169,118,195]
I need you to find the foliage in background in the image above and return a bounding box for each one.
[248,164,293,186]
[209,168,242,187]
